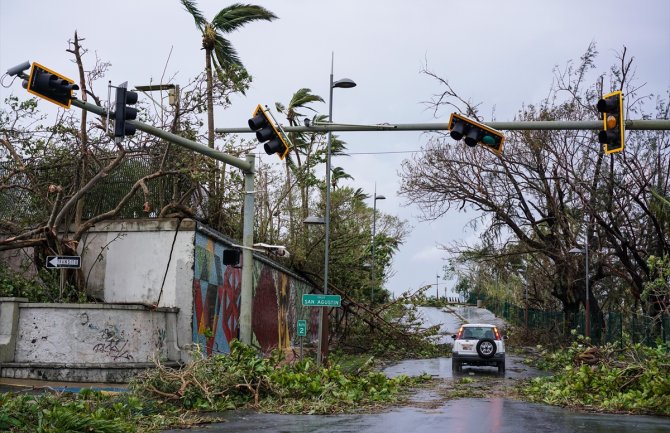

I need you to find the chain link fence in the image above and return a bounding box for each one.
[0,153,195,224]
[485,297,670,347]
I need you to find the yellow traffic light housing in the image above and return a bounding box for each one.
[448,113,505,155]
[248,104,290,160]
[596,90,624,155]
[25,62,78,109]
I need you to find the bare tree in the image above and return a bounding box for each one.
[400,45,669,331]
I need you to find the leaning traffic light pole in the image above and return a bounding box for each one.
[6,60,258,347]
[77,99,257,347]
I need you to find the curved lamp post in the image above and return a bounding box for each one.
[370,188,385,302]
[319,55,356,366]
[569,240,590,338]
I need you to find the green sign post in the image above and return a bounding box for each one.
[296,319,308,360]
[297,320,307,337]
[302,294,342,307]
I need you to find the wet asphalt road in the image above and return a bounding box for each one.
[162,398,670,433]
[162,307,670,433]
[383,354,545,380]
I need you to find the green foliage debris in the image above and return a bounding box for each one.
[520,337,670,415]
[134,340,428,414]
[0,341,430,432]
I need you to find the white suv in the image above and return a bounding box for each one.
[451,323,505,373]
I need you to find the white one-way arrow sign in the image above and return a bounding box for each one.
[46,255,81,269]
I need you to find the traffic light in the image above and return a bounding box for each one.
[114,84,139,140]
[596,90,624,154]
[248,104,289,159]
[448,113,505,155]
[25,63,78,109]
[222,249,241,267]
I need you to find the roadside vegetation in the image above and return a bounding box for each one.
[0,262,83,303]
[0,340,431,432]
[520,334,670,416]
[0,390,182,433]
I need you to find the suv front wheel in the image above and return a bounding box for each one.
[476,338,497,359]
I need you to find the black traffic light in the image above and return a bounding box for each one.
[248,104,289,159]
[448,113,505,154]
[114,84,139,140]
[596,90,624,154]
[25,63,79,109]
[222,249,241,267]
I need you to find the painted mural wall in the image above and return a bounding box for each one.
[251,262,318,353]
[192,231,318,355]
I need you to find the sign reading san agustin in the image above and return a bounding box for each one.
[301,294,342,307]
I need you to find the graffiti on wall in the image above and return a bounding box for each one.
[79,312,134,361]
[193,234,241,355]
[92,327,133,361]
[192,230,319,356]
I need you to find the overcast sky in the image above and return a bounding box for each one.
[1,1,669,298]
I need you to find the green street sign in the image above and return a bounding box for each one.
[297,320,307,337]
[302,294,341,307]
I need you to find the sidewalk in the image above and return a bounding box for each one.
[0,377,128,394]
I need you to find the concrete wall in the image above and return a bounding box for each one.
[0,299,180,382]
[79,218,196,360]
[0,297,25,362]
[79,218,195,308]
[80,219,319,358]
[1,218,320,381]
[250,259,319,353]
[14,304,177,363]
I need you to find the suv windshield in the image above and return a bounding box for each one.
[460,326,496,340]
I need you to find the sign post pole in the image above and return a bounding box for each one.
[297,319,307,361]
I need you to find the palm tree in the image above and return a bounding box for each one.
[180,0,277,149]
[181,1,276,230]
[276,89,324,234]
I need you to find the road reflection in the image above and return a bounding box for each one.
[384,355,546,380]
[162,398,670,433]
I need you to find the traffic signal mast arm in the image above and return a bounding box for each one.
[217,119,670,134]
[72,99,253,173]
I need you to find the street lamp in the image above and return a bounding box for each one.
[303,216,325,225]
[569,239,590,338]
[370,187,386,302]
[320,54,356,366]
